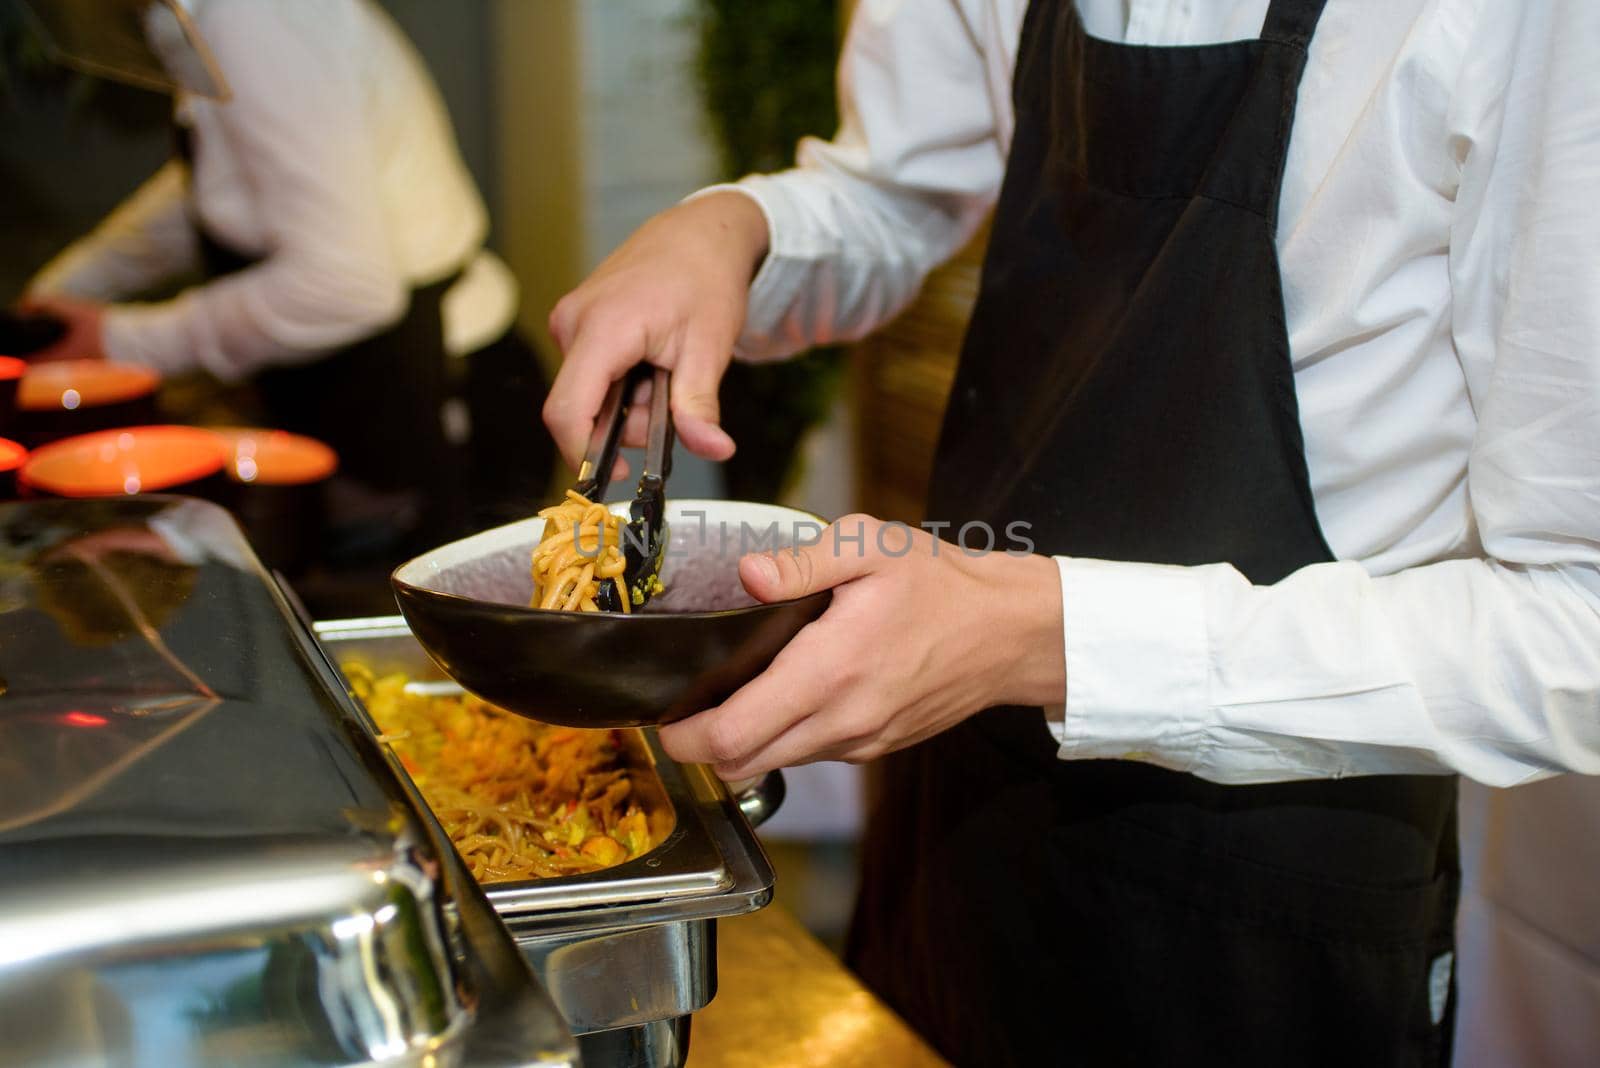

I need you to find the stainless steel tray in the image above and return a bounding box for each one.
[313,617,780,1055]
[0,497,577,1068]
[313,617,778,938]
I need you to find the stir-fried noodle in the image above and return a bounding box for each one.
[530,490,629,613]
[347,663,653,882]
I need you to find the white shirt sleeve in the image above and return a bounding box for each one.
[1053,0,1600,788]
[711,0,1011,362]
[100,0,407,381]
[26,161,201,302]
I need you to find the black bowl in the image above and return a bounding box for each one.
[392,499,833,728]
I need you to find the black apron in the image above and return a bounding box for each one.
[846,2,1460,1066]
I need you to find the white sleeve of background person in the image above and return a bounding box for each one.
[100,0,406,380]
[691,0,1014,362]
[26,161,201,303]
[1052,0,1600,787]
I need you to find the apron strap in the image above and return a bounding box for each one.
[1259,0,1330,49]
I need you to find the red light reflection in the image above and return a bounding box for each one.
[62,711,109,728]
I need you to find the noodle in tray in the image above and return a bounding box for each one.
[347,663,654,882]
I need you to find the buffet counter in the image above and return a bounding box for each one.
[0,495,946,1067]
[693,905,946,1067]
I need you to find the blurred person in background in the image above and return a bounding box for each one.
[21,0,553,560]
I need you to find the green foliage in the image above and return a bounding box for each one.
[695,0,846,503]
[696,0,840,177]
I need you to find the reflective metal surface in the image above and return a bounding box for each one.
[0,497,575,1068]
[730,772,785,829]
[520,922,713,1035]
[575,1017,692,1068]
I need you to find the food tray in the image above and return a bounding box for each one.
[313,616,780,1058]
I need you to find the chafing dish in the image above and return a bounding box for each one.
[313,618,783,1068]
[0,497,578,1067]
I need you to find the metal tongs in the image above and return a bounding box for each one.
[570,364,674,613]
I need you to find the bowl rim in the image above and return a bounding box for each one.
[392,498,834,622]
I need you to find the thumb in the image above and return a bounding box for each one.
[739,515,883,603]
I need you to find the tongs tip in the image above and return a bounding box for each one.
[574,365,674,613]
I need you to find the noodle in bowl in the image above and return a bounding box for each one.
[530,490,632,613]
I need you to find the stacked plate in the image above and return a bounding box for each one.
[19,426,231,499]
[10,360,161,448]
[0,358,23,499]
[212,426,338,572]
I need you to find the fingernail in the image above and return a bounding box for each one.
[750,553,779,587]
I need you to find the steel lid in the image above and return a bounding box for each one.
[0,496,577,1067]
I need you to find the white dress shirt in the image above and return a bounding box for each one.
[28,0,517,377]
[714,0,1600,787]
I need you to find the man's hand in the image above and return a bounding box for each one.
[659,515,1066,780]
[18,295,107,362]
[544,190,770,476]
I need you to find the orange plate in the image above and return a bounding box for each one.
[211,426,338,486]
[18,360,161,412]
[21,426,229,497]
[0,438,26,474]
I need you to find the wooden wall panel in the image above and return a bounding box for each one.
[850,223,989,523]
